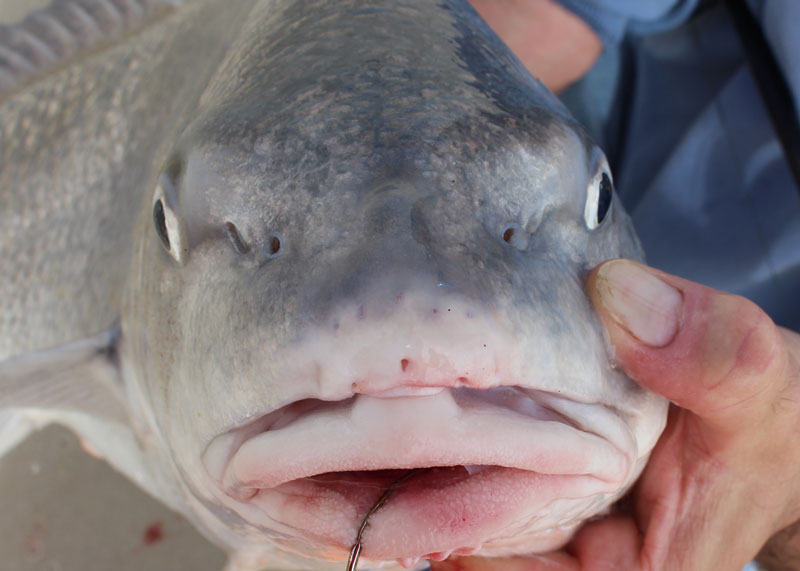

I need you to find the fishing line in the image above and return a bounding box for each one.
[346,468,429,571]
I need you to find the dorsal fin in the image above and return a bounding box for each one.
[0,0,180,96]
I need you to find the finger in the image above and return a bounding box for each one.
[430,551,577,571]
[567,515,643,570]
[587,258,788,436]
[588,260,800,568]
[429,517,643,571]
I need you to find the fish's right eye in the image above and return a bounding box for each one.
[584,153,614,230]
[152,160,187,264]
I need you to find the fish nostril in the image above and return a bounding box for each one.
[400,358,409,372]
[268,235,281,255]
[226,222,251,254]
[260,233,284,261]
[501,223,528,251]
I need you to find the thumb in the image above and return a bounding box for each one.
[585,259,799,569]
[588,259,788,439]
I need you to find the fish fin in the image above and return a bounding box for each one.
[0,0,180,96]
[0,327,127,423]
[0,328,169,502]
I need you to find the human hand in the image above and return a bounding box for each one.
[468,0,601,93]
[431,259,800,571]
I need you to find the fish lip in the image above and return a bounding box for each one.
[252,466,604,559]
[205,386,634,499]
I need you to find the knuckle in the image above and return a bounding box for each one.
[729,297,783,379]
[706,294,785,398]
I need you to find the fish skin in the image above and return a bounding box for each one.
[0,1,667,570]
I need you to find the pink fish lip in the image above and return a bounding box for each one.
[215,386,630,495]
[204,384,635,560]
[223,425,624,496]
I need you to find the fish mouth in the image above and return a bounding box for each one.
[204,386,635,563]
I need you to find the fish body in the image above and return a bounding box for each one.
[0,1,667,569]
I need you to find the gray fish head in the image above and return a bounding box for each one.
[121,0,666,567]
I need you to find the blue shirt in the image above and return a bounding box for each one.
[557,0,800,330]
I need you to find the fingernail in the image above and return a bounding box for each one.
[595,260,682,347]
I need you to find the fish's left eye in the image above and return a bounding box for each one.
[584,159,614,230]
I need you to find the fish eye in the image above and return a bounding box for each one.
[152,160,187,264]
[584,156,614,230]
[153,199,170,250]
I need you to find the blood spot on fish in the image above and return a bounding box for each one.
[22,521,46,558]
[142,522,164,546]
[400,358,409,372]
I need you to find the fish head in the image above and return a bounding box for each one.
[120,0,667,567]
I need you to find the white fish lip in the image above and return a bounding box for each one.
[208,386,632,498]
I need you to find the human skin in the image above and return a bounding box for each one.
[431,259,800,570]
[467,0,602,93]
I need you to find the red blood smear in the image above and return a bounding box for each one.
[143,522,164,546]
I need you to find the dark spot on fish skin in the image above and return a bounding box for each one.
[143,522,164,546]
[502,226,514,243]
[401,358,409,372]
